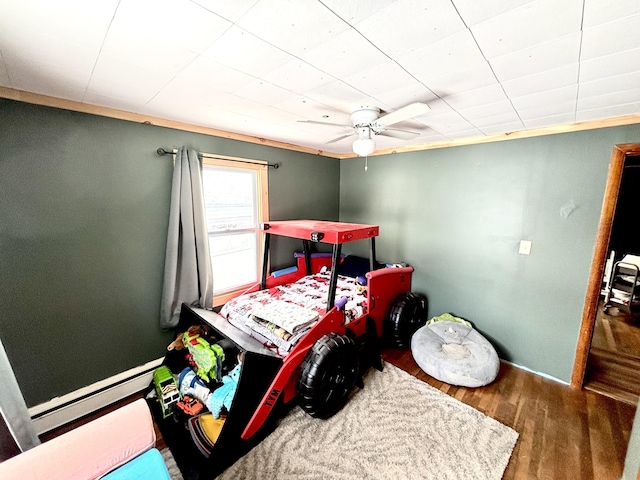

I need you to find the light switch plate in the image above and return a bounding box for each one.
[519,240,532,255]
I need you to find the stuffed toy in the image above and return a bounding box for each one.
[208,362,242,419]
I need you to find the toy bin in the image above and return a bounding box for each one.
[147,304,283,480]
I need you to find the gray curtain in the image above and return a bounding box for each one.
[160,147,213,328]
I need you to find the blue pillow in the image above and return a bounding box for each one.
[337,255,383,278]
[101,449,171,480]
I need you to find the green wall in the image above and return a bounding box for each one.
[0,99,339,407]
[340,125,640,382]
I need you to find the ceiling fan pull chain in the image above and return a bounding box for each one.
[365,156,368,172]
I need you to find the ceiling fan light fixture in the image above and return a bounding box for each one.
[352,137,375,157]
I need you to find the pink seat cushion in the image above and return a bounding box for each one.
[0,399,156,480]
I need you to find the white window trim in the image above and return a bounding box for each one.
[201,154,269,307]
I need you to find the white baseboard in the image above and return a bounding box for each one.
[28,357,163,435]
[501,359,567,385]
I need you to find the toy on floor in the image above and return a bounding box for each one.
[177,395,203,416]
[153,366,181,418]
[168,325,225,383]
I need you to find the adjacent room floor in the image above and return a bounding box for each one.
[584,299,640,405]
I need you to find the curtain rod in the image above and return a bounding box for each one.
[156,148,279,169]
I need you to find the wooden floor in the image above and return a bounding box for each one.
[383,349,636,480]
[584,300,640,405]
[29,347,637,480]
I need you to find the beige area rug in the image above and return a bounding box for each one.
[161,447,183,480]
[210,362,518,480]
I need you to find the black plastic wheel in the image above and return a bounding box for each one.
[297,332,359,419]
[385,291,428,348]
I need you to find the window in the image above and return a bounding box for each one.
[201,155,269,306]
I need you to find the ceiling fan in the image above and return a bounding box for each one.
[298,102,430,156]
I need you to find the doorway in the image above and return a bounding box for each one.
[572,143,640,404]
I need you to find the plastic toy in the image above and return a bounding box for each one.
[168,326,225,383]
[177,395,203,416]
[153,366,181,418]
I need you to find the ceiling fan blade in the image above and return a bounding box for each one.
[325,133,355,144]
[377,130,420,140]
[376,102,430,127]
[297,120,352,128]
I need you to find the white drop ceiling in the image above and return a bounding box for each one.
[1,0,639,157]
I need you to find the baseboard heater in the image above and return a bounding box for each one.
[28,357,163,435]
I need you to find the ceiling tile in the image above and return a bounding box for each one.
[342,61,419,97]
[577,87,640,111]
[236,0,350,57]
[443,83,508,110]
[201,26,294,77]
[82,91,148,112]
[300,28,389,79]
[98,34,198,77]
[458,99,516,120]
[85,70,168,105]
[397,29,487,81]
[190,0,260,23]
[412,131,451,144]
[480,120,526,135]
[90,53,176,89]
[576,102,640,122]
[519,100,576,121]
[273,95,347,123]
[420,61,498,97]
[579,48,640,83]
[445,127,485,139]
[469,111,522,129]
[263,59,335,94]
[148,76,270,117]
[372,83,439,111]
[490,33,581,82]
[4,60,88,101]
[234,79,296,105]
[452,0,535,27]
[421,111,475,134]
[108,0,231,54]
[579,71,640,98]
[318,0,398,25]
[583,0,640,28]
[517,98,577,121]
[0,23,98,74]
[356,0,466,58]
[500,63,579,98]
[305,80,380,114]
[177,56,256,93]
[511,85,578,111]
[471,0,583,59]
[0,0,119,47]
[581,13,640,61]
[523,112,575,129]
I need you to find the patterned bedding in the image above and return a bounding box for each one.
[219,271,367,356]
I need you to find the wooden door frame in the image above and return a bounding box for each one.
[571,143,640,388]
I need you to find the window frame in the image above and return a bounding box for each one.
[201,154,269,307]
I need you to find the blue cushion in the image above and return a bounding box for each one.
[101,449,171,480]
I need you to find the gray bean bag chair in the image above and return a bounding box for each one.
[411,314,499,387]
